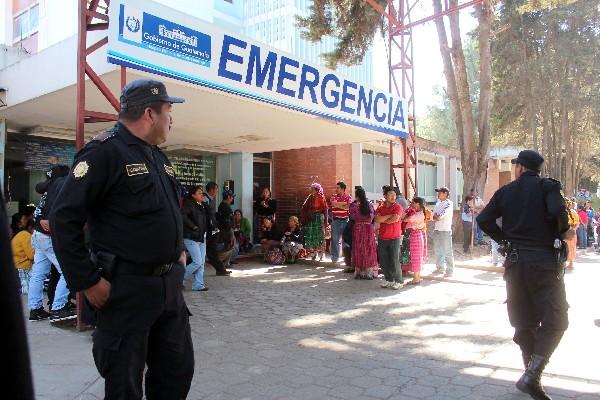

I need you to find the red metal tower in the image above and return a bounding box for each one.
[76,0,124,152]
[366,0,485,198]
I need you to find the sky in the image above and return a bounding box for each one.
[371,2,478,118]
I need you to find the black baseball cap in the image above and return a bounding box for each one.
[435,186,450,193]
[120,79,185,110]
[511,150,544,171]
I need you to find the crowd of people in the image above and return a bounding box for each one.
[10,168,597,314]
[207,181,465,290]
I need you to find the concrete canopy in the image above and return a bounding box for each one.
[1,56,397,154]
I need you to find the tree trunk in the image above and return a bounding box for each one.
[448,0,476,196]
[474,0,493,194]
[529,98,538,152]
[542,109,551,176]
[432,0,469,197]
[558,99,569,182]
[549,107,557,178]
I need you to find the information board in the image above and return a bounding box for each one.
[24,141,76,171]
[169,154,216,188]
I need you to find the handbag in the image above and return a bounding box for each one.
[265,248,286,265]
[324,224,332,240]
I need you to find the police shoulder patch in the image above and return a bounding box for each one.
[92,130,117,143]
[72,161,90,180]
[164,164,175,178]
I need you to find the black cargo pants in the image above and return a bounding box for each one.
[92,263,194,400]
[504,249,569,358]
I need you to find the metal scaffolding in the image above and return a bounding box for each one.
[365,0,484,198]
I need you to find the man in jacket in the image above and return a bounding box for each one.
[28,165,75,321]
[477,150,569,400]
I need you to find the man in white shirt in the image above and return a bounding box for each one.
[432,187,455,277]
[471,189,486,245]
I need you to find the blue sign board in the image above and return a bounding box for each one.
[108,0,409,138]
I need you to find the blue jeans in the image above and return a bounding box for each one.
[183,238,206,290]
[577,225,587,248]
[231,238,240,262]
[28,231,69,311]
[433,230,455,274]
[474,216,484,242]
[331,218,348,262]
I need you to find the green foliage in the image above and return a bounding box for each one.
[295,0,386,68]
[491,0,600,188]
[417,36,480,148]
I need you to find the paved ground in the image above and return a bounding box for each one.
[26,249,600,399]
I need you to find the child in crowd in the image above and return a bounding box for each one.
[11,219,35,294]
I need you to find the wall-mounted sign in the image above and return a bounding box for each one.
[107,0,408,138]
[169,154,216,188]
[24,141,76,171]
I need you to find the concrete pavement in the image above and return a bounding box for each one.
[25,250,600,399]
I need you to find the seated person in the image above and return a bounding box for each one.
[233,209,252,254]
[260,217,282,253]
[281,216,304,263]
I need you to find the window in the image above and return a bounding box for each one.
[362,151,390,194]
[13,3,39,42]
[417,162,437,203]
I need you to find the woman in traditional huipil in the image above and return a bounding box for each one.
[300,183,328,261]
[349,187,378,279]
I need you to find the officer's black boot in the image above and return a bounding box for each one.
[522,352,532,370]
[516,354,552,400]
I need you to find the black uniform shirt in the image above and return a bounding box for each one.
[476,170,569,249]
[50,122,184,292]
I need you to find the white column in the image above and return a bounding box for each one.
[352,143,362,189]
[436,154,445,189]
[229,152,254,233]
[449,157,458,207]
[0,119,5,190]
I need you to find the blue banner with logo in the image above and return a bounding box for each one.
[118,4,211,67]
[108,0,409,138]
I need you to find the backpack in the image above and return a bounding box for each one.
[265,248,285,265]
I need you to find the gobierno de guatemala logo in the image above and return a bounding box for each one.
[126,15,140,33]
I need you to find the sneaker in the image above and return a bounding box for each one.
[391,282,404,290]
[29,307,51,321]
[192,287,209,292]
[50,302,77,322]
[380,281,392,288]
[444,272,453,278]
[432,269,444,275]
[216,270,232,276]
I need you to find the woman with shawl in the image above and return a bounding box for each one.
[300,183,329,261]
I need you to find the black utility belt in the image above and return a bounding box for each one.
[117,261,174,277]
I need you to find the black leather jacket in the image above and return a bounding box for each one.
[181,198,209,242]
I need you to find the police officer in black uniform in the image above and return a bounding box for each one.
[476,150,569,400]
[50,79,194,400]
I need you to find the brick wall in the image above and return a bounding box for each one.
[272,144,353,228]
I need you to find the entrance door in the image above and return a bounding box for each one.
[253,153,272,200]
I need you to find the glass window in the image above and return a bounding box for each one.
[29,4,39,33]
[13,12,29,41]
[374,155,390,192]
[417,163,437,202]
[12,3,39,42]
[362,153,374,193]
